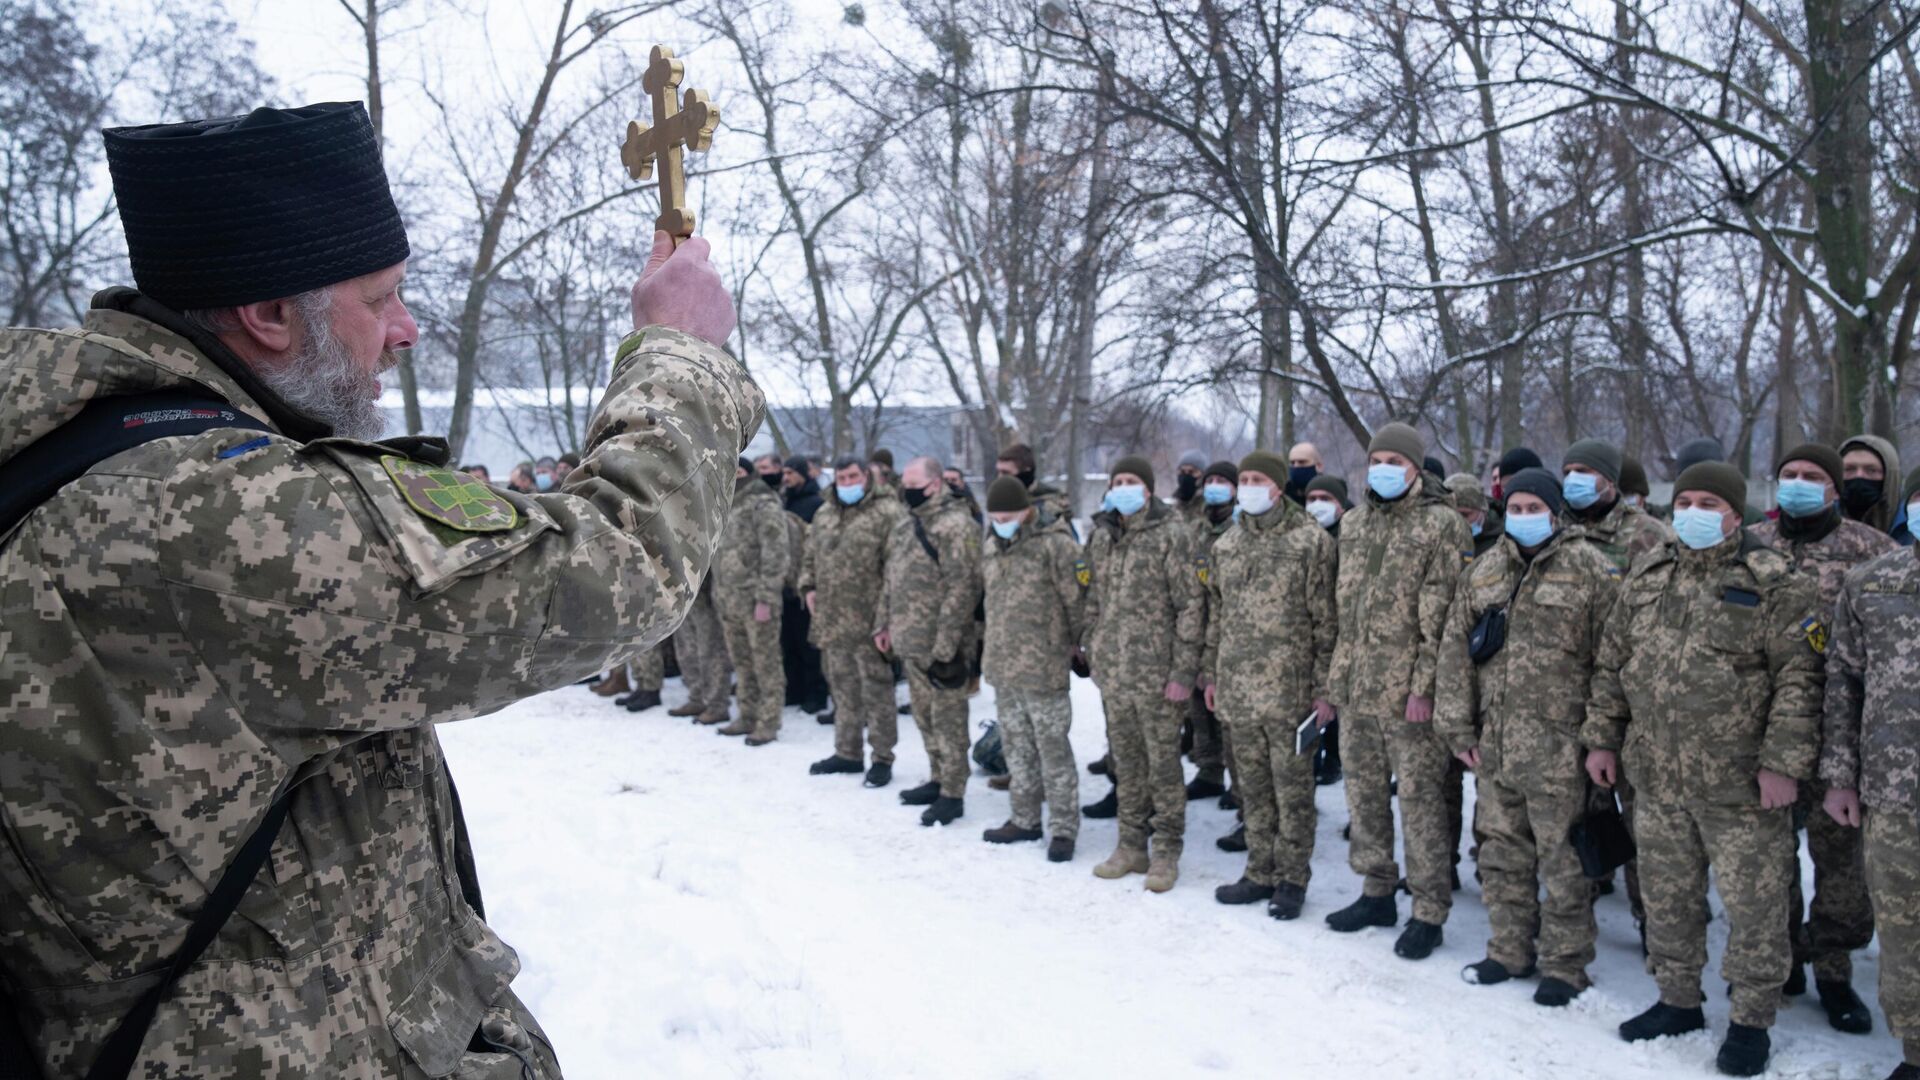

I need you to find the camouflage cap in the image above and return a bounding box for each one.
[1444,472,1488,512]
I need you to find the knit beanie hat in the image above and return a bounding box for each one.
[1674,461,1747,511]
[869,448,894,468]
[1203,460,1238,486]
[1674,437,1726,476]
[1178,450,1208,470]
[1497,446,1543,477]
[1305,474,1351,509]
[1239,450,1289,490]
[1776,442,1845,486]
[1111,454,1155,492]
[1619,456,1650,498]
[1502,467,1565,517]
[1368,422,1425,464]
[986,476,1032,513]
[1563,438,1623,485]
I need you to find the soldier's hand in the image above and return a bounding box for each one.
[631,231,737,347]
[1203,684,1218,712]
[1757,768,1798,811]
[1164,680,1191,703]
[873,629,892,654]
[754,601,773,623]
[805,590,817,615]
[1824,787,1863,828]
[1585,749,1618,789]
[1404,694,1433,724]
[1455,747,1481,770]
[1312,698,1335,728]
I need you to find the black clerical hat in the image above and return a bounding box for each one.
[103,102,408,309]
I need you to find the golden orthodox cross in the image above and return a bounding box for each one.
[620,44,720,243]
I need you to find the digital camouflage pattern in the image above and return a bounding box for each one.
[1584,532,1823,1029]
[1435,530,1618,984]
[673,576,732,713]
[1751,512,1893,981]
[997,689,1078,840]
[981,514,1086,693]
[1027,481,1075,531]
[1329,474,1472,926]
[1188,507,1237,785]
[1864,806,1920,1065]
[877,487,982,797]
[714,477,790,736]
[1822,546,1920,810]
[625,643,665,694]
[1202,498,1338,890]
[0,300,763,1078]
[799,487,904,764]
[1567,497,1671,574]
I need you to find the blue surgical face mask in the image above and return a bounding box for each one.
[1775,477,1830,519]
[990,518,1021,540]
[534,472,554,492]
[836,483,864,505]
[1562,471,1600,509]
[1367,463,1410,501]
[1105,485,1147,516]
[1469,519,1483,537]
[1236,486,1275,516]
[1203,482,1234,506]
[1673,506,1730,550]
[1505,511,1554,548]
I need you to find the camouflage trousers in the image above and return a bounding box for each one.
[998,688,1079,839]
[624,644,664,693]
[1865,805,1920,1065]
[905,663,970,797]
[1223,709,1317,889]
[1639,798,1792,1028]
[674,585,732,711]
[1189,697,1233,786]
[1104,690,1186,856]
[1343,713,1454,925]
[1477,778,1596,985]
[1787,779,1874,982]
[825,643,897,764]
[718,597,785,736]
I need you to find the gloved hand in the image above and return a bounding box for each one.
[926,655,970,690]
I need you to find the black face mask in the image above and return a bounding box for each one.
[947,480,969,497]
[1016,468,1036,489]
[1289,466,1317,492]
[903,486,932,510]
[1175,473,1199,501]
[1842,477,1882,517]
[761,473,781,490]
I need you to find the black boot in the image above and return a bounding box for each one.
[620,689,663,712]
[899,780,940,806]
[1215,825,1246,853]
[1393,920,1443,960]
[1218,789,1240,811]
[1082,787,1118,819]
[1461,958,1535,985]
[809,755,863,776]
[1185,775,1227,801]
[1047,836,1075,862]
[1816,979,1874,1034]
[1088,756,1110,777]
[983,821,1043,844]
[1715,1024,1770,1077]
[1619,1002,1706,1042]
[1325,894,1397,933]
[1315,720,1341,785]
[897,702,913,715]
[1534,977,1583,1007]
[1214,878,1274,905]
[863,761,892,788]
[816,710,835,726]
[1784,961,1806,996]
[1268,883,1306,921]
[921,796,963,826]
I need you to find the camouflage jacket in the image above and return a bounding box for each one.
[1082,498,1206,698]
[0,291,762,1078]
[1028,481,1075,531]
[1328,474,1475,718]
[1582,534,1824,805]
[981,515,1087,692]
[876,487,982,664]
[1201,499,1338,721]
[1435,532,1620,792]
[1749,511,1897,621]
[798,489,903,650]
[1568,497,1671,573]
[713,475,791,609]
[1821,548,1920,809]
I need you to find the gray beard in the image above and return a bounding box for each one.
[256,293,388,441]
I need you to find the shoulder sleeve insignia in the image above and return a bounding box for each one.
[1074,557,1091,588]
[1800,615,1828,654]
[1462,550,1476,565]
[381,455,518,533]
[1194,553,1211,585]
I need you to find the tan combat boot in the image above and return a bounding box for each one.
[1092,842,1149,880]
[591,668,630,697]
[668,701,706,718]
[716,718,753,737]
[1144,848,1180,893]
[696,709,730,726]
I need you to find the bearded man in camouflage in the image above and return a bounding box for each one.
[1583,462,1823,1078]
[0,103,760,1078]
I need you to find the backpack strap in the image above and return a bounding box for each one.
[910,515,941,565]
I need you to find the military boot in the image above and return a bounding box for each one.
[1533,977,1585,1008]
[1461,958,1535,985]
[810,755,863,776]
[621,689,662,712]
[863,761,893,788]
[1081,786,1118,819]
[1047,836,1075,863]
[716,719,752,737]
[815,710,835,726]
[1715,1024,1770,1077]
[1325,894,1397,933]
[1215,825,1246,853]
[1144,848,1179,893]
[668,701,705,718]
[744,731,777,747]
[1393,920,1443,960]
[1092,843,1148,880]
[696,709,730,726]
[1268,883,1306,921]
[898,780,941,806]
[983,821,1042,844]
[1185,775,1226,801]
[592,669,630,697]
[1817,980,1873,1034]
[1619,1002,1706,1042]
[1214,878,1273,905]
[920,797,963,826]
[987,774,1011,791]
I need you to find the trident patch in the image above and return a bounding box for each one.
[381,455,518,533]
[1074,557,1091,588]
[1801,616,1828,655]
[1194,553,1211,586]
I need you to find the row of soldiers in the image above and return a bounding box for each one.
[620,424,1915,1080]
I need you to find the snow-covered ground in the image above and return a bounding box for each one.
[440,676,1894,1080]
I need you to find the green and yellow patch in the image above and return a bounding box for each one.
[381,455,518,533]
[1801,616,1828,655]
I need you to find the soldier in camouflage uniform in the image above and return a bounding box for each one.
[1583,462,1823,1077]
[1186,460,1240,802]
[1750,443,1895,1029]
[995,442,1075,527]
[1437,469,1619,1006]
[0,102,760,1079]
[1173,449,1209,523]
[671,575,734,724]
[1201,452,1337,919]
[1325,422,1473,960]
[614,643,665,712]
[875,457,983,826]
[1083,455,1207,892]
[713,459,792,743]
[803,456,907,785]
[979,477,1088,861]
[1821,472,1920,1078]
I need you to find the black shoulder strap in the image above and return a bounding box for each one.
[0,391,271,538]
[910,515,941,565]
